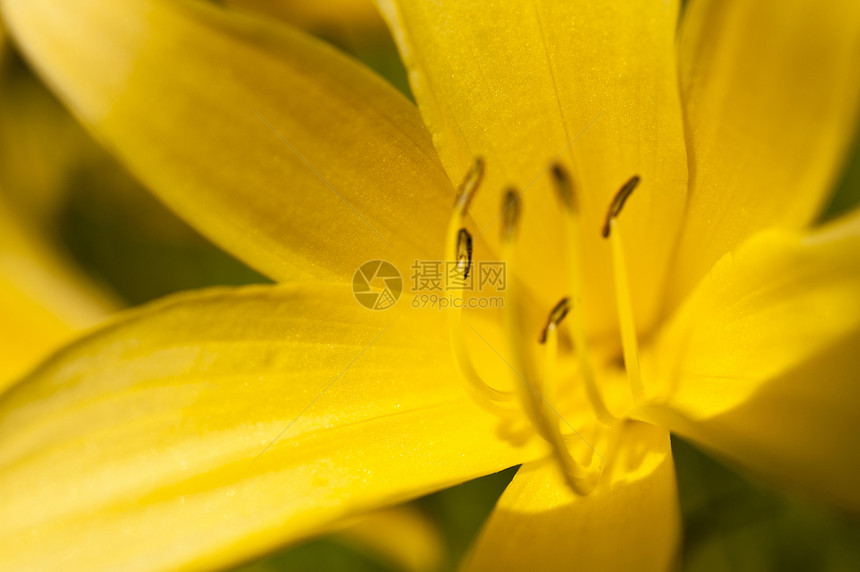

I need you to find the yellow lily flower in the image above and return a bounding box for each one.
[1,0,859,571]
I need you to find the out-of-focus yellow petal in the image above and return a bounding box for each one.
[376,0,688,336]
[643,208,860,512]
[225,0,385,35]
[0,52,102,229]
[668,0,860,307]
[1,0,454,283]
[0,200,115,389]
[337,506,444,572]
[0,283,539,571]
[0,279,84,390]
[464,422,679,571]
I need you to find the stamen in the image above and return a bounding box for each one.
[551,164,617,424]
[603,176,646,403]
[504,200,602,494]
[445,159,515,415]
[456,228,473,280]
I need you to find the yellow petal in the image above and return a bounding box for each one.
[668,0,860,307]
[0,283,539,571]
[0,50,96,227]
[643,208,860,512]
[464,422,680,571]
[337,506,444,572]
[1,0,454,283]
[376,0,688,335]
[0,199,115,389]
[224,0,385,35]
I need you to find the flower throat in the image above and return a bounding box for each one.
[445,157,645,495]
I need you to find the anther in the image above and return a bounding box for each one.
[539,297,570,344]
[501,188,521,241]
[456,228,473,279]
[454,156,485,215]
[550,164,576,212]
[601,175,641,238]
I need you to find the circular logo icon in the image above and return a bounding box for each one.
[352,260,403,310]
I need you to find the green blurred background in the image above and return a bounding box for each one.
[2,3,860,570]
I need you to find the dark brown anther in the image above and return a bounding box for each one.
[601,175,641,238]
[501,188,521,241]
[454,157,485,215]
[456,228,473,279]
[551,163,576,212]
[539,297,570,344]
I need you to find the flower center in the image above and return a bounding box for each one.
[444,158,646,495]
